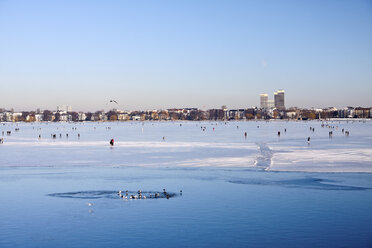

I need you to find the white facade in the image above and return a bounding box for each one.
[260,94,268,109]
[78,112,86,121]
[57,105,72,113]
[35,114,43,122]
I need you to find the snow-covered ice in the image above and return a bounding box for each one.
[1,120,371,172]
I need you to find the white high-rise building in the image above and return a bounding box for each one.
[274,90,285,109]
[260,94,268,109]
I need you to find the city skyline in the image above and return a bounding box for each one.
[2,90,372,113]
[1,100,371,114]
[1,0,372,111]
[1,105,371,122]
[3,88,372,113]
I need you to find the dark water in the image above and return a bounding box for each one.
[0,166,371,248]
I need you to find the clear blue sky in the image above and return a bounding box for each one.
[0,0,371,111]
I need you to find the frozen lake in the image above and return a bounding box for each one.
[1,120,372,247]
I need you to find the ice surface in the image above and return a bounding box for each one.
[270,147,372,172]
[1,120,372,172]
[1,121,372,247]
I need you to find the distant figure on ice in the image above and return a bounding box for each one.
[307,137,310,144]
[277,131,280,137]
[0,138,3,144]
[162,136,165,141]
[110,139,114,146]
[244,132,247,139]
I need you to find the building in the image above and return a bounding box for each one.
[274,90,285,109]
[35,114,43,122]
[4,112,13,122]
[355,107,370,118]
[267,100,275,109]
[208,109,225,120]
[78,112,87,121]
[260,94,268,109]
[57,105,72,113]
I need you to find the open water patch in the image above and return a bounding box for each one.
[48,190,181,200]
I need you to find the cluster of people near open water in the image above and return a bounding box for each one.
[117,189,181,200]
